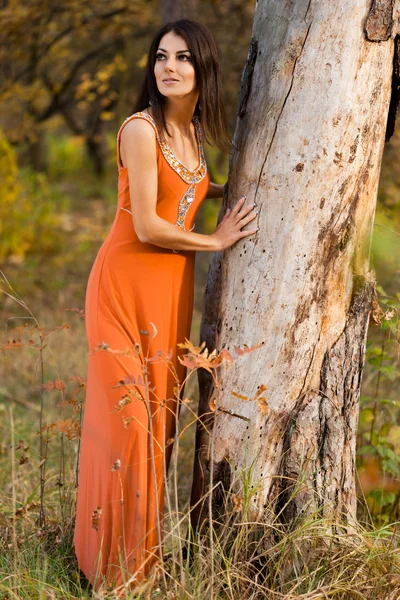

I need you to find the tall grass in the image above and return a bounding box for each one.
[0,272,400,599]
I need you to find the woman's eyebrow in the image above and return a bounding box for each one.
[157,48,191,54]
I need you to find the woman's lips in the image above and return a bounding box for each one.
[162,79,179,84]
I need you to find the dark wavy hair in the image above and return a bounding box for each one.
[133,19,231,153]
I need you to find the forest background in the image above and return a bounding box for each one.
[0,1,400,598]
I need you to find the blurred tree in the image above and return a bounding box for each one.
[161,0,198,23]
[0,0,154,174]
[0,1,255,174]
[191,0,399,532]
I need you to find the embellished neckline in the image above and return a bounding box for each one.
[138,111,207,185]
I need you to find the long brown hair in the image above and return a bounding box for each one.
[133,19,231,153]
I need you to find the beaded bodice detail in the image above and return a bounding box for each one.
[131,111,207,186]
[117,111,208,251]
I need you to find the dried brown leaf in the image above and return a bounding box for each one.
[253,384,267,400]
[111,459,121,471]
[231,391,249,401]
[232,494,243,512]
[258,397,268,415]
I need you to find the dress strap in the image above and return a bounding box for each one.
[116,112,158,169]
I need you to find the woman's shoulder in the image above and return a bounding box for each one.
[118,110,158,143]
[119,109,155,130]
[118,110,159,167]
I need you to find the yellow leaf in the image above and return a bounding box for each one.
[137,53,148,69]
[100,111,114,121]
[98,83,109,95]
[97,70,110,83]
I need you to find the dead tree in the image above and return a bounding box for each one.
[190,0,400,530]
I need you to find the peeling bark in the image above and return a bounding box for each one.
[190,0,396,531]
[365,0,394,41]
[365,0,400,140]
[237,38,258,118]
[385,35,400,141]
[273,277,375,527]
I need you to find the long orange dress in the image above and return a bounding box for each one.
[74,111,209,591]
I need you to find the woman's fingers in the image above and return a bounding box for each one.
[239,226,259,238]
[238,206,257,223]
[239,211,258,228]
[222,207,231,222]
[237,201,256,219]
[231,196,247,215]
[219,197,259,246]
[229,198,256,221]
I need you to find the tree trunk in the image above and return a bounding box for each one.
[161,0,198,23]
[190,0,398,531]
[27,128,48,173]
[86,133,108,177]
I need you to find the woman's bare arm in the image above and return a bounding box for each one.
[120,119,258,252]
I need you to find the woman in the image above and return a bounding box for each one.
[74,18,258,592]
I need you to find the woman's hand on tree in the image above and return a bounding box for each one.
[211,196,258,251]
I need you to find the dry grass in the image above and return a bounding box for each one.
[1,275,400,600]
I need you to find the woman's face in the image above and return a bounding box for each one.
[154,32,197,101]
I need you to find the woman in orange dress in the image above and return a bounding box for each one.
[74,18,258,592]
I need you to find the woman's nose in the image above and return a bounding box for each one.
[164,56,176,70]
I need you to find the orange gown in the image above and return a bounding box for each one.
[74,111,209,591]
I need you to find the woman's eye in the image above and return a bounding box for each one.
[155,53,192,61]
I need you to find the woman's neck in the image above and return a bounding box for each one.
[162,96,199,135]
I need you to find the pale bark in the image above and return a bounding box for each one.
[191,0,398,530]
